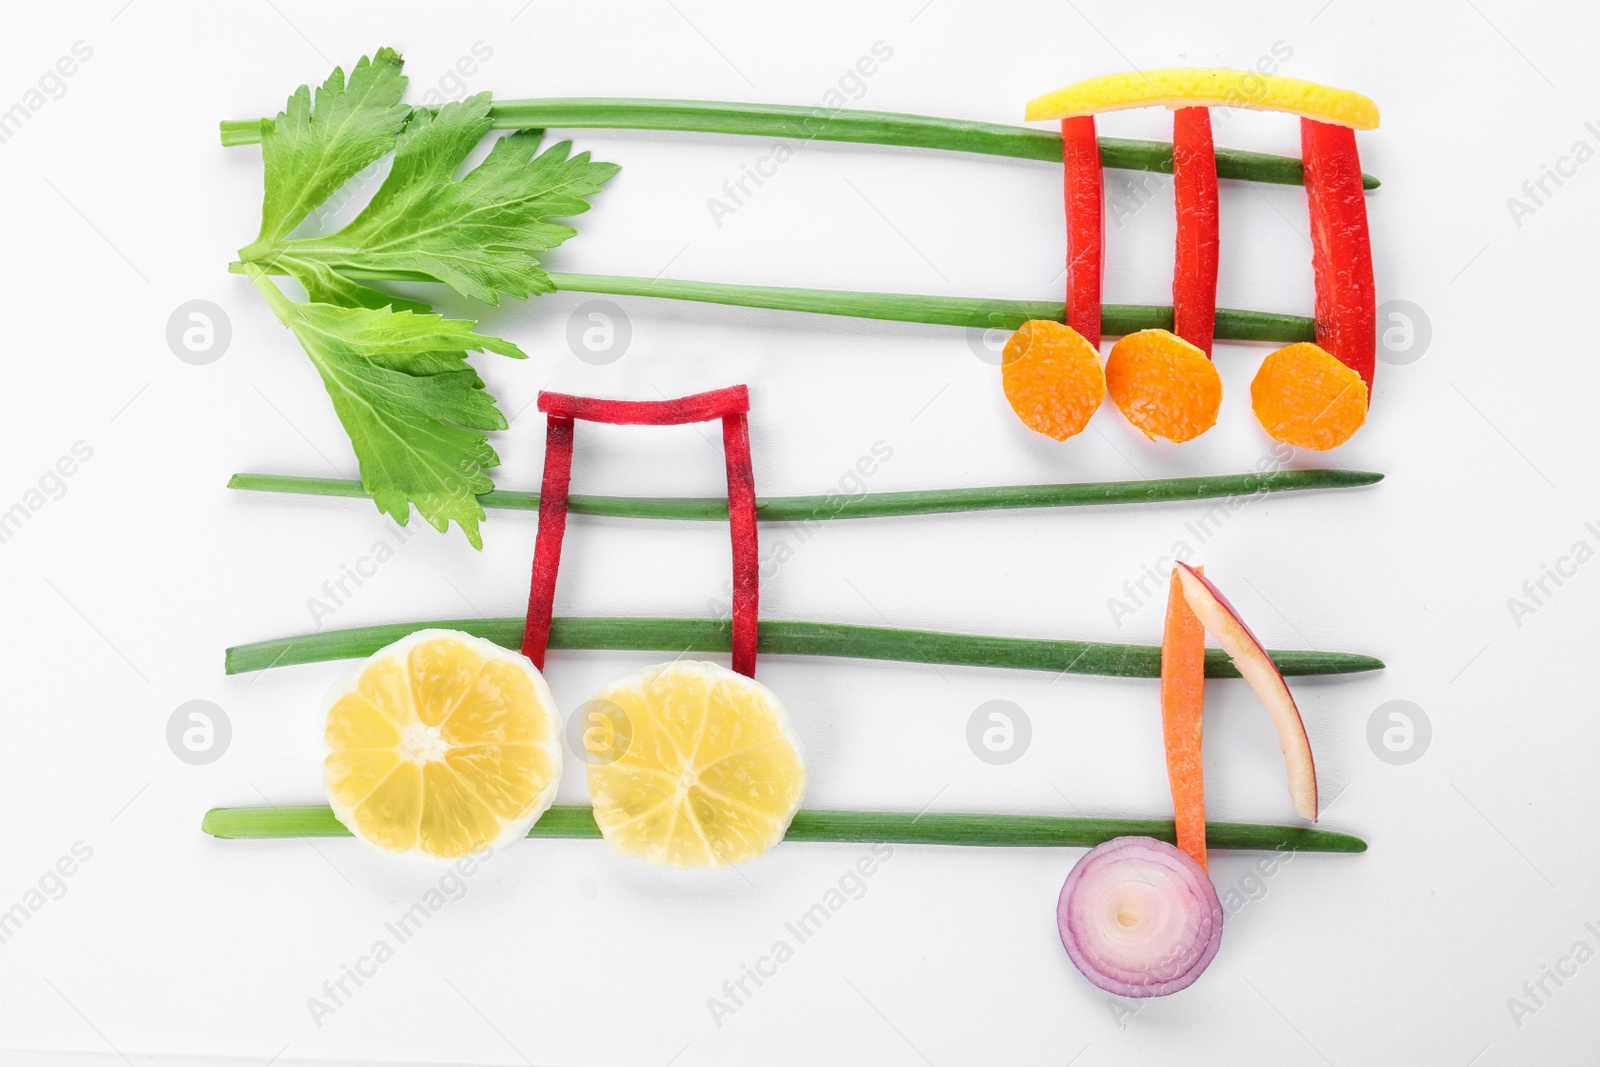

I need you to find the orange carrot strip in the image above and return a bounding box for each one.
[1001,319,1106,441]
[1161,566,1208,871]
[1250,341,1367,451]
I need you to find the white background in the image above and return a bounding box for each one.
[0,1,1595,1064]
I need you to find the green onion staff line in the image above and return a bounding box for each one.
[225,615,1383,678]
[227,467,1381,522]
[219,96,1380,189]
[229,261,1318,341]
[200,804,1368,854]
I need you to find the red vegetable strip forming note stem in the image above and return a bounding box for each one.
[1301,118,1375,399]
[521,386,761,678]
[1060,116,1104,347]
[521,416,576,669]
[1172,108,1219,357]
[722,412,759,678]
[1161,566,1208,871]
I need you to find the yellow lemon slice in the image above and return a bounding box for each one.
[324,629,563,860]
[585,660,806,868]
[1026,69,1379,130]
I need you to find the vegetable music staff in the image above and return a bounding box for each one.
[222,58,1384,543]
[210,49,1387,1002]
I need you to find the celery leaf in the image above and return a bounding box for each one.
[247,267,524,548]
[270,93,620,305]
[250,47,411,250]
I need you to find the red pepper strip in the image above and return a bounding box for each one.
[520,416,576,669]
[539,385,750,425]
[722,412,759,678]
[1060,116,1104,348]
[1172,107,1219,358]
[1301,118,1375,399]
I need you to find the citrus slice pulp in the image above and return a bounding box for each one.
[586,660,806,868]
[324,629,563,860]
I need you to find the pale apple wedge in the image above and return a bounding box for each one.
[1174,563,1318,821]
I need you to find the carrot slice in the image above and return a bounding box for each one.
[1161,566,1208,871]
[1250,342,1367,451]
[1105,329,1222,443]
[1000,320,1106,441]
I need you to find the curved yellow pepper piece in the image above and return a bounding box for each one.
[1026,68,1379,130]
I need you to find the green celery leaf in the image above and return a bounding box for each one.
[246,266,524,548]
[250,47,411,250]
[279,93,621,304]
[287,258,435,314]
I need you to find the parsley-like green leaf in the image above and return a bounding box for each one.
[291,258,434,314]
[234,50,618,546]
[262,92,620,305]
[248,47,411,252]
[246,265,524,548]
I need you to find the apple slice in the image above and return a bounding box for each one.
[1174,563,1318,821]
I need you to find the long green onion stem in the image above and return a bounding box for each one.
[228,261,1316,341]
[218,98,1379,189]
[201,804,1366,853]
[551,274,1317,341]
[225,616,1383,678]
[229,468,1381,522]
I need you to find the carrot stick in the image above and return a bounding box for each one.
[1161,566,1208,870]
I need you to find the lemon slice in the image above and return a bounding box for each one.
[585,660,806,868]
[1026,69,1379,130]
[323,629,563,860]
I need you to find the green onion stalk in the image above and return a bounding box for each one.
[226,615,1383,677]
[219,97,1380,188]
[202,804,1367,854]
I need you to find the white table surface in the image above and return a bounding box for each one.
[0,0,1594,1063]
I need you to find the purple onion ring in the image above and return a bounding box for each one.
[1057,836,1224,998]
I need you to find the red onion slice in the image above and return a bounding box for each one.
[1058,836,1224,997]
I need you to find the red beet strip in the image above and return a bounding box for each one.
[521,386,763,678]
[1172,107,1219,357]
[539,385,750,425]
[520,416,576,669]
[721,412,760,678]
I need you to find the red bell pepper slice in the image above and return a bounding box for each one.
[521,386,761,679]
[1060,116,1104,348]
[1301,118,1375,399]
[1172,107,1219,357]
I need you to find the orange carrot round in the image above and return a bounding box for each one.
[1161,566,1208,871]
[1105,328,1222,443]
[1000,319,1106,441]
[1250,342,1368,451]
